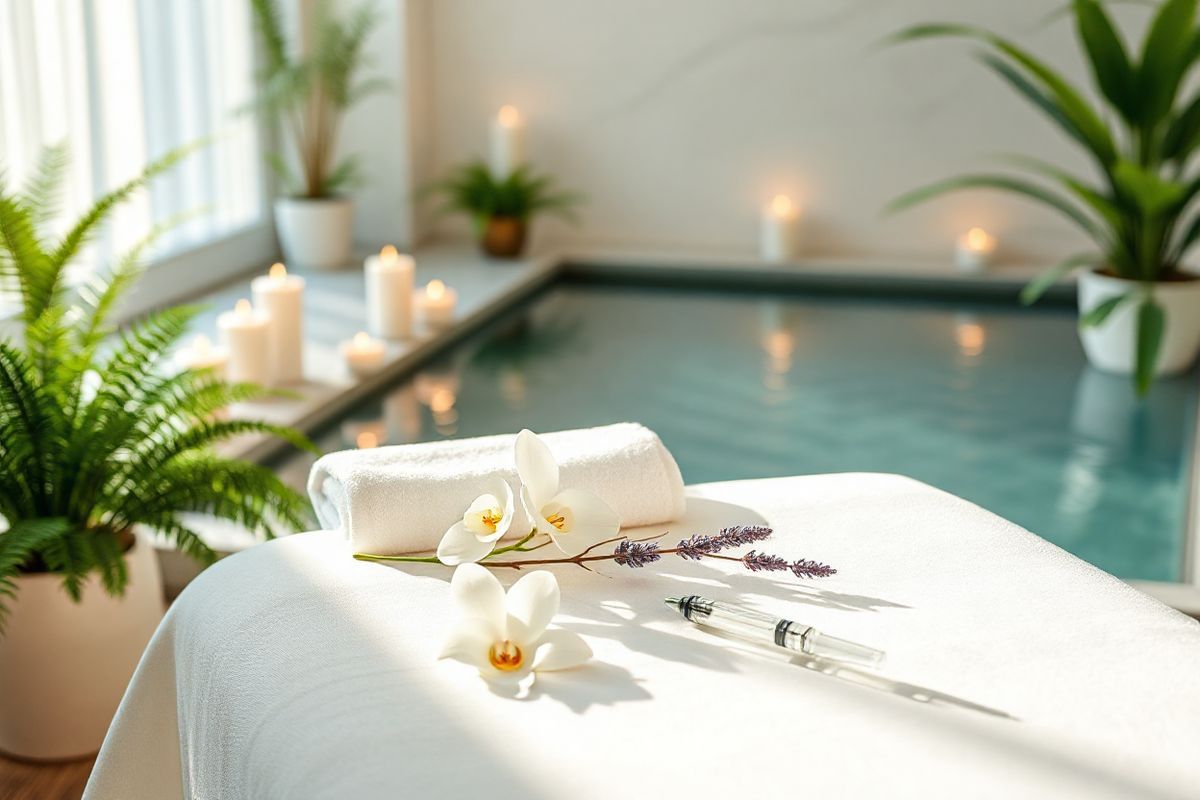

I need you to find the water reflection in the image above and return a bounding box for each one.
[383,384,422,443]
[1054,366,1192,566]
[341,418,387,449]
[415,371,460,435]
[759,302,795,398]
[953,314,986,360]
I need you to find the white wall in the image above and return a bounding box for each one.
[407,0,1143,265]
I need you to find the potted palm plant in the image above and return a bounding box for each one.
[0,146,315,760]
[890,0,1200,393]
[248,0,385,270]
[426,161,583,258]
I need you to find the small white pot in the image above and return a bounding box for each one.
[273,196,354,271]
[1077,269,1200,376]
[0,533,164,760]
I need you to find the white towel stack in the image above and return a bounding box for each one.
[307,423,687,554]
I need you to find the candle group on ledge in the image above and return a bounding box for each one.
[955,227,997,273]
[760,194,800,263]
[490,104,526,177]
[217,299,271,385]
[251,263,305,384]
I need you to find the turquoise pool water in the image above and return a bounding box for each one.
[274,281,1199,583]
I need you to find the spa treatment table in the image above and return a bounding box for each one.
[85,474,1200,799]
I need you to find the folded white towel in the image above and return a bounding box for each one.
[307,423,687,554]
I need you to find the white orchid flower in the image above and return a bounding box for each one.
[514,429,620,553]
[439,564,591,690]
[437,477,517,565]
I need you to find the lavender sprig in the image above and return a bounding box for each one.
[356,524,836,582]
[742,550,837,579]
[612,539,662,568]
[676,524,775,560]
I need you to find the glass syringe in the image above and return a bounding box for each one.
[665,595,885,668]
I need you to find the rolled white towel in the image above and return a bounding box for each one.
[308,423,687,554]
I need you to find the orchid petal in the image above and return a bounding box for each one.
[532,628,592,672]
[550,488,620,540]
[438,522,498,565]
[515,429,558,507]
[487,476,516,540]
[449,563,505,634]
[505,570,560,644]
[521,485,559,538]
[438,617,496,670]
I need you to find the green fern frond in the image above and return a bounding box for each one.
[18,143,69,232]
[0,518,71,631]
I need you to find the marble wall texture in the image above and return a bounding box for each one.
[375,0,1151,265]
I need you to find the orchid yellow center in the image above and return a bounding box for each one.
[488,640,524,671]
[465,502,505,535]
[546,513,567,530]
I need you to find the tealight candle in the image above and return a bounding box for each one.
[418,279,458,329]
[364,245,414,339]
[251,262,306,384]
[489,104,526,178]
[217,299,270,384]
[955,227,997,273]
[175,333,228,377]
[341,331,386,377]
[760,194,800,263]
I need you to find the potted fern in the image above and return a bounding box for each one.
[0,146,314,760]
[426,160,583,258]
[248,0,385,270]
[890,0,1200,393]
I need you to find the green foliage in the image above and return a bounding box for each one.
[425,161,584,233]
[247,0,386,199]
[0,147,317,629]
[887,0,1200,392]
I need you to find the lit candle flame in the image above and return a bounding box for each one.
[269,262,287,280]
[235,298,253,316]
[497,105,521,127]
[427,279,446,300]
[964,227,994,252]
[770,194,795,218]
[353,331,373,349]
[380,245,398,261]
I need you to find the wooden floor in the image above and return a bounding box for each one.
[0,754,94,800]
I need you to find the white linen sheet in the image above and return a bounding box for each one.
[86,474,1200,799]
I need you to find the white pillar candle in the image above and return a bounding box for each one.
[251,262,306,385]
[217,299,271,385]
[760,194,800,263]
[342,331,386,377]
[489,104,526,178]
[955,227,997,273]
[417,279,458,329]
[175,334,228,378]
[364,245,414,339]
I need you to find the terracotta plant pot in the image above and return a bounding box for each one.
[0,533,164,760]
[480,216,528,259]
[1077,269,1200,376]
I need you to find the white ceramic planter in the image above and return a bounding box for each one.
[274,196,354,271]
[1077,269,1200,376]
[0,534,164,760]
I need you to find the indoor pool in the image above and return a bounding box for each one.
[271,280,1199,583]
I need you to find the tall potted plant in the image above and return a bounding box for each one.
[890,0,1200,393]
[425,161,583,258]
[0,146,315,760]
[248,0,384,270]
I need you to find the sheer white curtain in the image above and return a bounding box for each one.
[0,0,264,271]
